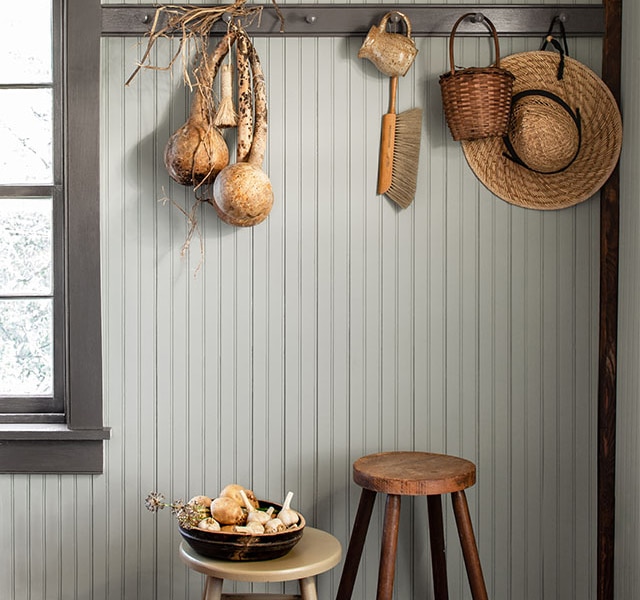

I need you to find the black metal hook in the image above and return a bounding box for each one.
[388,11,402,33]
[542,14,570,56]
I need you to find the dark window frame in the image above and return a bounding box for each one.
[0,0,109,474]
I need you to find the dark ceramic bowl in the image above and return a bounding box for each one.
[179,501,305,561]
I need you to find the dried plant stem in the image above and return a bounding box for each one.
[159,190,205,277]
[125,1,281,87]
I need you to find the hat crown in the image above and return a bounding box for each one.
[506,92,580,174]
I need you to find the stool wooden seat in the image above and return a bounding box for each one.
[179,527,342,600]
[336,451,488,600]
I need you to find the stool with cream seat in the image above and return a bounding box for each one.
[336,451,488,600]
[179,526,342,600]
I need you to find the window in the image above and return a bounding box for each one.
[0,0,109,473]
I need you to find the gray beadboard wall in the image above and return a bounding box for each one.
[5,0,637,599]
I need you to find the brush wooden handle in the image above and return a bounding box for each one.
[377,113,396,194]
[387,76,398,114]
[377,76,398,195]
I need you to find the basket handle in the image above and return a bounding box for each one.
[378,11,412,39]
[448,12,501,75]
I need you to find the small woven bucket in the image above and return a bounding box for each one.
[440,13,515,141]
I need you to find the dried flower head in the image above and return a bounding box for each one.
[145,492,166,512]
[144,491,210,530]
[175,508,195,529]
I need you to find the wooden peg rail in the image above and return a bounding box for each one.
[101,4,604,37]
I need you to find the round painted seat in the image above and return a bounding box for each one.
[337,451,488,600]
[179,526,342,600]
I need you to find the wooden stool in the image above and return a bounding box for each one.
[179,526,342,600]
[336,451,488,600]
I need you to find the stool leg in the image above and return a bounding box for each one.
[203,576,223,600]
[427,494,449,600]
[376,494,401,600]
[299,576,318,600]
[451,490,489,600]
[336,488,377,600]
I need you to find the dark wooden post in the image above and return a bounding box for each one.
[598,1,622,599]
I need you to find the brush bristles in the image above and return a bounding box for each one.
[386,108,422,209]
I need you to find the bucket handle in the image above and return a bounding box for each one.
[448,12,501,74]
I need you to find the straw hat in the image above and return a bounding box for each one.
[461,50,622,210]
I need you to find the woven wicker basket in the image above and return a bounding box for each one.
[440,13,515,141]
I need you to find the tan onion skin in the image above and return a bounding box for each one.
[164,32,238,188]
[219,484,259,509]
[212,162,273,227]
[212,33,273,227]
[211,496,245,526]
[163,97,229,187]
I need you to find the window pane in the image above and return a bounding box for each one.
[0,198,53,295]
[0,89,53,184]
[0,1,52,84]
[0,299,53,396]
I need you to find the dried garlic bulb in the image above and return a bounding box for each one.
[277,491,300,528]
[234,521,265,535]
[197,517,221,532]
[264,518,286,534]
[240,490,272,525]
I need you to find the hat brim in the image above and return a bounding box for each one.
[461,51,622,210]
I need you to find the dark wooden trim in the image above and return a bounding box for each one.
[0,424,110,440]
[0,439,105,474]
[0,414,65,424]
[66,0,104,431]
[101,4,604,37]
[0,397,64,414]
[598,1,622,599]
[0,185,58,197]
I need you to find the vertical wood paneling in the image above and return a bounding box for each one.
[525,208,544,600]
[509,203,527,599]
[0,7,611,599]
[261,38,287,510]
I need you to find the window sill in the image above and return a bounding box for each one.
[0,424,110,474]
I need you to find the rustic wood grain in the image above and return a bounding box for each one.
[353,451,476,496]
[598,1,622,600]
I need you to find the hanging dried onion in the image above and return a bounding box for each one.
[163,31,237,188]
[212,33,274,227]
